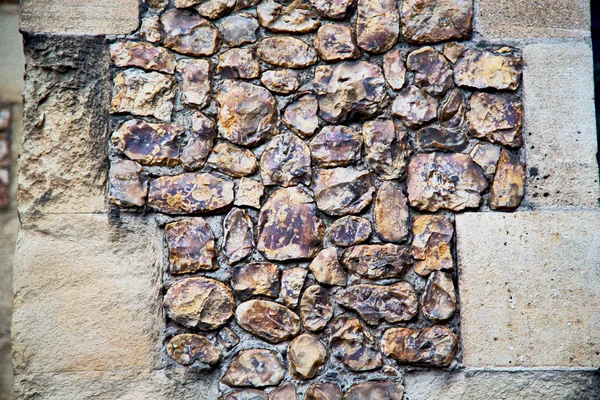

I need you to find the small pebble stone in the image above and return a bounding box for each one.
[362,119,411,180]
[310,0,353,19]
[257,36,318,69]
[207,141,257,177]
[305,383,343,400]
[218,327,240,351]
[257,0,320,33]
[161,9,221,56]
[470,142,502,175]
[381,325,458,367]
[221,13,259,47]
[181,112,215,170]
[300,285,333,332]
[344,381,404,400]
[454,49,522,91]
[261,69,301,95]
[310,125,362,167]
[467,92,523,147]
[308,248,347,286]
[421,271,457,322]
[196,0,236,20]
[374,182,409,243]
[109,41,175,73]
[490,149,526,210]
[341,244,412,279]
[382,49,406,90]
[260,133,312,187]
[283,94,320,138]
[269,382,298,400]
[356,0,399,53]
[312,167,374,216]
[391,85,438,128]
[406,46,453,96]
[177,59,212,109]
[412,215,454,276]
[401,0,473,44]
[234,177,264,209]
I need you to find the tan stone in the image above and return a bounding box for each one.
[327,216,371,247]
[315,24,360,62]
[261,69,301,95]
[221,13,259,47]
[257,0,320,33]
[406,46,453,96]
[196,0,236,20]
[236,300,301,343]
[288,334,327,380]
[356,0,399,53]
[312,168,374,216]
[181,112,215,170]
[140,15,162,43]
[269,382,298,400]
[363,119,411,180]
[383,49,406,90]
[308,248,347,286]
[161,9,221,56]
[469,142,502,175]
[222,349,285,387]
[234,177,264,209]
[310,125,362,168]
[223,389,268,400]
[223,208,255,264]
[283,94,320,138]
[412,215,454,276]
[218,48,261,79]
[306,383,343,400]
[489,149,525,211]
[400,0,472,44]
[440,88,467,130]
[167,334,222,366]
[165,218,217,274]
[108,160,148,208]
[467,93,523,148]
[344,382,404,400]
[310,0,353,19]
[280,267,307,308]
[109,41,175,74]
[341,244,412,279]
[231,262,280,300]
[218,327,240,351]
[421,271,456,322]
[300,285,333,332]
[374,182,409,243]
[177,59,212,109]
[207,142,257,177]
[454,50,522,91]
[443,42,464,63]
[0,7,24,103]
[381,325,458,366]
[260,133,312,186]
[329,316,382,371]
[257,37,318,69]
[391,86,438,128]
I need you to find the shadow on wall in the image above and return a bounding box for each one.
[593,0,600,168]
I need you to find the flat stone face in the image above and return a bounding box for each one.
[234,177,264,209]
[363,119,411,180]
[261,69,301,95]
[310,0,353,19]
[218,48,261,79]
[181,113,215,170]
[457,212,600,367]
[489,149,525,210]
[329,316,382,371]
[454,50,522,91]
[260,133,312,187]
[283,94,319,139]
[108,160,148,208]
[310,126,363,167]
[315,24,360,62]
[341,244,412,279]
[374,182,409,243]
[306,383,343,400]
[236,300,301,343]
[218,327,240,351]
[161,9,221,56]
[356,0,399,53]
[257,37,318,69]
[312,168,374,216]
[257,0,319,33]
[308,248,347,286]
[469,142,501,175]
[467,93,523,148]
[165,218,217,274]
[222,349,284,387]
[177,59,212,108]
[288,334,327,380]
[381,325,458,367]
[196,0,236,20]
[300,285,333,332]
[207,142,257,178]
[391,86,438,128]
[223,208,255,263]
[231,262,280,300]
[223,389,268,400]
[110,41,175,74]
[280,267,307,308]
[167,334,222,366]
[269,382,298,400]
[416,126,467,152]
[221,13,259,47]
[327,216,372,247]
[412,215,454,276]
[406,46,453,96]
[401,0,472,44]
[383,49,406,90]
[439,88,467,130]
[344,382,404,400]
[421,271,456,322]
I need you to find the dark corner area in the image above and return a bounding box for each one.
[593,1,600,166]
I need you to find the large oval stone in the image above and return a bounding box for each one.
[222,349,285,387]
[381,325,458,367]
[165,218,217,274]
[344,382,403,400]
[412,215,454,276]
[401,0,472,44]
[489,149,525,211]
[341,244,412,279]
[363,119,411,180]
[312,168,374,216]
[223,208,255,264]
[207,141,257,177]
[167,334,222,366]
[356,0,399,53]
[257,36,318,68]
[260,133,312,187]
[467,92,523,147]
[161,9,221,56]
[257,0,320,33]
[421,271,456,322]
[406,46,453,96]
[374,182,409,243]
[288,334,328,380]
[454,50,522,91]
[300,285,333,332]
[236,300,301,343]
[329,316,382,371]
[306,383,343,400]
[327,216,372,247]
[310,126,363,168]
[308,248,347,287]
[231,262,280,300]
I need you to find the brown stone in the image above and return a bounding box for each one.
[300,285,333,332]
[218,327,240,351]
[222,389,268,400]
[344,382,404,400]
[306,383,343,400]
[110,69,176,121]
[439,88,467,130]
[467,93,523,147]
[221,13,259,47]
[490,149,525,211]
[163,277,234,329]
[407,153,488,212]
[196,0,236,20]
[362,119,411,180]
[341,244,412,279]
[261,69,301,95]
[443,42,465,63]
[454,50,522,91]
[374,182,409,243]
[223,208,256,264]
[288,334,328,380]
[327,216,371,247]
[174,0,202,7]
[421,271,456,322]
[310,125,362,168]
[310,0,353,19]
[111,119,182,166]
[381,325,458,366]
[0,134,9,167]
[283,94,320,138]
[108,160,147,207]
[110,41,175,73]
[207,142,258,177]
[308,248,347,286]
[140,15,162,43]
[383,49,406,90]
[416,126,468,152]
[315,24,360,62]
[280,267,307,308]
[217,80,279,147]
[258,0,320,33]
[235,177,264,209]
[391,86,438,128]
[177,59,212,109]
[356,0,399,53]
[218,48,261,79]
[315,61,387,123]
[165,218,217,274]
[236,300,301,343]
[260,133,312,187]
[257,187,324,261]
[148,172,234,214]
[407,46,453,96]
[231,262,280,300]
[235,0,261,11]
[0,169,8,209]
[257,37,318,69]
[401,0,473,44]
[181,112,215,170]
[269,382,298,400]
[161,9,221,56]
[412,215,454,276]
[312,168,374,216]
[0,107,9,131]
[470,142,501,175]
[329,316,382,371]
[222,349,285,387]
[167,334,222,366]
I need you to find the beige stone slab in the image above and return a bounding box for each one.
[12,213,162,374]
[0,6,25,103]
[523,41,599,209]
[20,0,139,35]
[457,211,600,368]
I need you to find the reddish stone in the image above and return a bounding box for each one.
[236,300,301,343]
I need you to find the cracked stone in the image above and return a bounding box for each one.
[391,86,438,128]
[407,46,453,96]
[421,271,457,322]
[140,15,162,43]
[218,48,261,79]
[288,334,328,380]
[327,216,371,247]
[374,182,409,243]
[412,214,454,276]
[196,0,236,20]
[269,382,298,400]
[308,248,347,286]
[207,141,257,177]
[235,177,264,209]
[223,208,256,264]
[490,148,525,211]
[454,50,522,91]
[300,285,333,332]
[222,349,285,387]
[470,142,501,175]
[281,267,307,308]
[310,125,362,168]
[401,0,473,44]
[356,0,399,53]
[258,0,320,33]
[283,94,320,138]
[467,92,523,147]
[165,217,217,274]
[329,316,382,372]
[261,69,301,95]
[177,59,212,109]
[443,42,465,63]
[111,119,181,166]
[221,13,259,47]
[363,119,411,180]
[260,133,312,187]
[381,325,458,367]
[110,41,175,73]
[167,334,222,366]
[312,168,374,216]
[341,244,412,279]
[383,49,406,90]
[108,160,148,207]
[222,390,267,400]
[416,126,468,152]
[236,300,301,343]
[306,383,343,400]
[310,0,353,19]
[315,24,360,62]
[161,9,221,56]
[344,382,404,400]
[257,36,318,68]
[181,112,215,170]
[218,327,240,351]
[440,88,467,131]
[231,262,280,300]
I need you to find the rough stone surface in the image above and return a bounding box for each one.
[306,383,343,400]
[288,334,327,380]
[329,316,382,371]
[454,50,522,91]
[315,24,360,62]
[108,160,148,207]
[257,0,320,33]
[400,0,473,44]
[223,208,256,263]
[257,37,318,69]
[416,126,467,152]
[412,215,454,276]
[218,48,261,79]
[374,182,409,243]
[260,133,312,187]
[327,216,372,247]
[363,119,411,180]
[312,168,374,216]
[489,149,525,211]
[344,382,403,400]
[280,267,307,308]
[283,94,319,139]
[207,142,258,177]
[222,389,268,400]
[467,93,523,147]
[382,49,406,90]
[177,59,212,109]
[236,300,301,343]
[355,0,399,53]
[407,46,453,96]
[310,0,353,19]
[161,9,221,56]
[469,142,501,175]
[261,69,301,95]
[391,86,438,127]
[218,327,240,351]
[221,13,259,47]
[181,112,215,170]
[234,177,264,209]
[439,88,467,131]
[165,218,217,274]
[222,349,285,387]
[110,41,175,74]
[341,244,412,279]
[421,271,456,322]
[300,285,333,332]
[231,262,280,300]
[167,334,222,366]
[308,248,347,287]
[443,42,464,64]
[140,15,162,43]
[196,0,236,20]
[310,125,362,167]
[382,325,458,366]
[269,382,298,400]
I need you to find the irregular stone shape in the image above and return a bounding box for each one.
[108,160,148,207]
[231,262,280,300]
[236,0,262,11]
[374,182,409,243]
[407,153,488,212]
[261,69,301,95]
[363,119,411,180]
[161,9,221,56]
[236,300,301,343]
[223,208,256,263]
[257,187,324,260]
[222,389,268,400]
[148,173,234,214]
[110,69,176,121]
[489,149,525,210]
[110,41,175,74]
[269,382,298,400]
[111,119,181,166]
[383,49,406,90]
[421,271,456,322]
[221,13,259,47]
[344,382,404,400]
[412,215,454,276]
[222,349,285,387]
[335,282,418,325]
[167,334,222,366]
[257,37,318,69]
[174,0,202,7]
[315,24,360,62]
[407,46,453,96]
[0,107,10,131]
[315,61,387,123]
[381,325,458,367]
[280,267,307,308]
[416,126,468,152]
[140,15,162,43]
[312,168,374,216]
[283,94,319,138]
[310,126,362,167]
[454,50,522,91]
[341,244,412,279]
[218,48,261,79]
[470,142,501,175]
[356,0,399,53]
[235,177,264,209]
[467,93,523,147]
[258,0,320,33]
[439,89,467,130]
[217,80,279,147]
[300,285,333,332]
[207,142,257,177]
[181,112,215,170]
[163,277,234,330]
[165,218,217,274]
[327,216,371,247]
[401,0,473,44]
[177,59,212,109]
[288,334,328,380]
[329,316,382,371]
[306,383,343,400]
[309,248,347,286]
[443,42,465,63]
[260,133,312,186]
[0,134,9,167]
[218,327,240,350]
[391,86,438,128]
[310,0,353,19]
[196,0,236,20]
